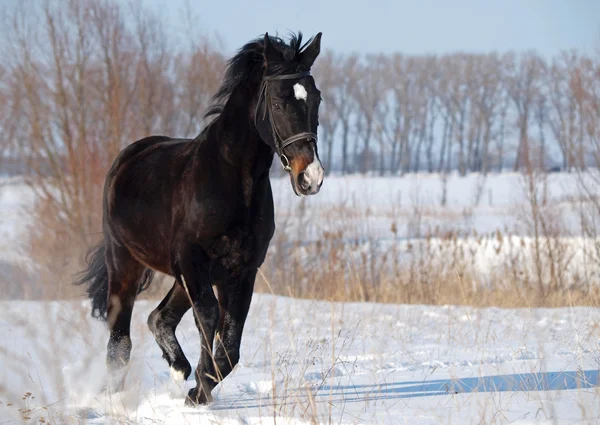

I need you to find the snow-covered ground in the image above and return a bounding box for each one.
[271,171,591,239]
[0,296,598,424]
[1,173,599,424]
[0,177,36,267]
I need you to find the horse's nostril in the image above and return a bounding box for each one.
[298,172,310,190]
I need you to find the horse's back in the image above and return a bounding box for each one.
[102,135,198,272]
[105,135,196,208]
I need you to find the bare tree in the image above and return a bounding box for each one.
[506,51,546,171]
[494,81,511,172]
[547,51,579,171]
[312,50,340,173]
[0,63,21,165]
[372,83,400,175]
[318,51,358,174]
[534,91,548,170]
[386,55,426,174]
[424,56,440,173]
[130,3,176,136]
[471,53,504,174]
[410,57,431,173]
[353,54,385,173]
[433,68,454,173]
[439,55,472,176]
[174,44,224,137]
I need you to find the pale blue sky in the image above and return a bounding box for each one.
[145,0,600,57]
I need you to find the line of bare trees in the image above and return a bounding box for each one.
[1,1,599,184]
[2,2,599,182]
[315,48,600,176]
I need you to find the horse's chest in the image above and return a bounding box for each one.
[207,228,255,276]
[190,180,274,276]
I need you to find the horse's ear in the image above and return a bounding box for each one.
[300,32,322,69]
[263,32,282,69]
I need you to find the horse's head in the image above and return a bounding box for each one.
[255,32,324,196]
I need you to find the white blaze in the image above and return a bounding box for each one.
[293,83,308,101]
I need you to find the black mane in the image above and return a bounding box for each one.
[204,32,315,119]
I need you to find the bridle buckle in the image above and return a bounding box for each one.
[280,154,291,172]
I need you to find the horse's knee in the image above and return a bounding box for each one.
[195,299,220,331]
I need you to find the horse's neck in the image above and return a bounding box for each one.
[211,109,273,208]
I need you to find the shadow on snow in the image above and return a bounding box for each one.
[210,369,599,411]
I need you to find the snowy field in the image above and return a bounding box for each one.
[0,295,599,424]
[1,173,599,424]
[270,171,591,239]
[0,296,599,424]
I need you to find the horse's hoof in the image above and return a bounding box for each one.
[185,387,212,406]
[98,380,124,398]
[105,378,125,395]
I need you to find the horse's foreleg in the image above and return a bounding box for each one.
[147,281,192,380]
[213,271,256,383]
[173,245,220,406]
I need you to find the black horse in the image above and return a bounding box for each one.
[75,31,324,406]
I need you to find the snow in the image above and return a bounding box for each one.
[0,296,598,424]
[270,171,593,239]
[0,177,36,267]
[1,172,599,424]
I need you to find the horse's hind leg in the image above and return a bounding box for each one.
[105,243,146,393]
[148,281,192,380]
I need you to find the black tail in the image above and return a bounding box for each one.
[74,241,110,320]
[74,240,154,321]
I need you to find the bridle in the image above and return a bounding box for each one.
[254,71,318,172]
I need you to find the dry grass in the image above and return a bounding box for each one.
[257,211,600,309]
